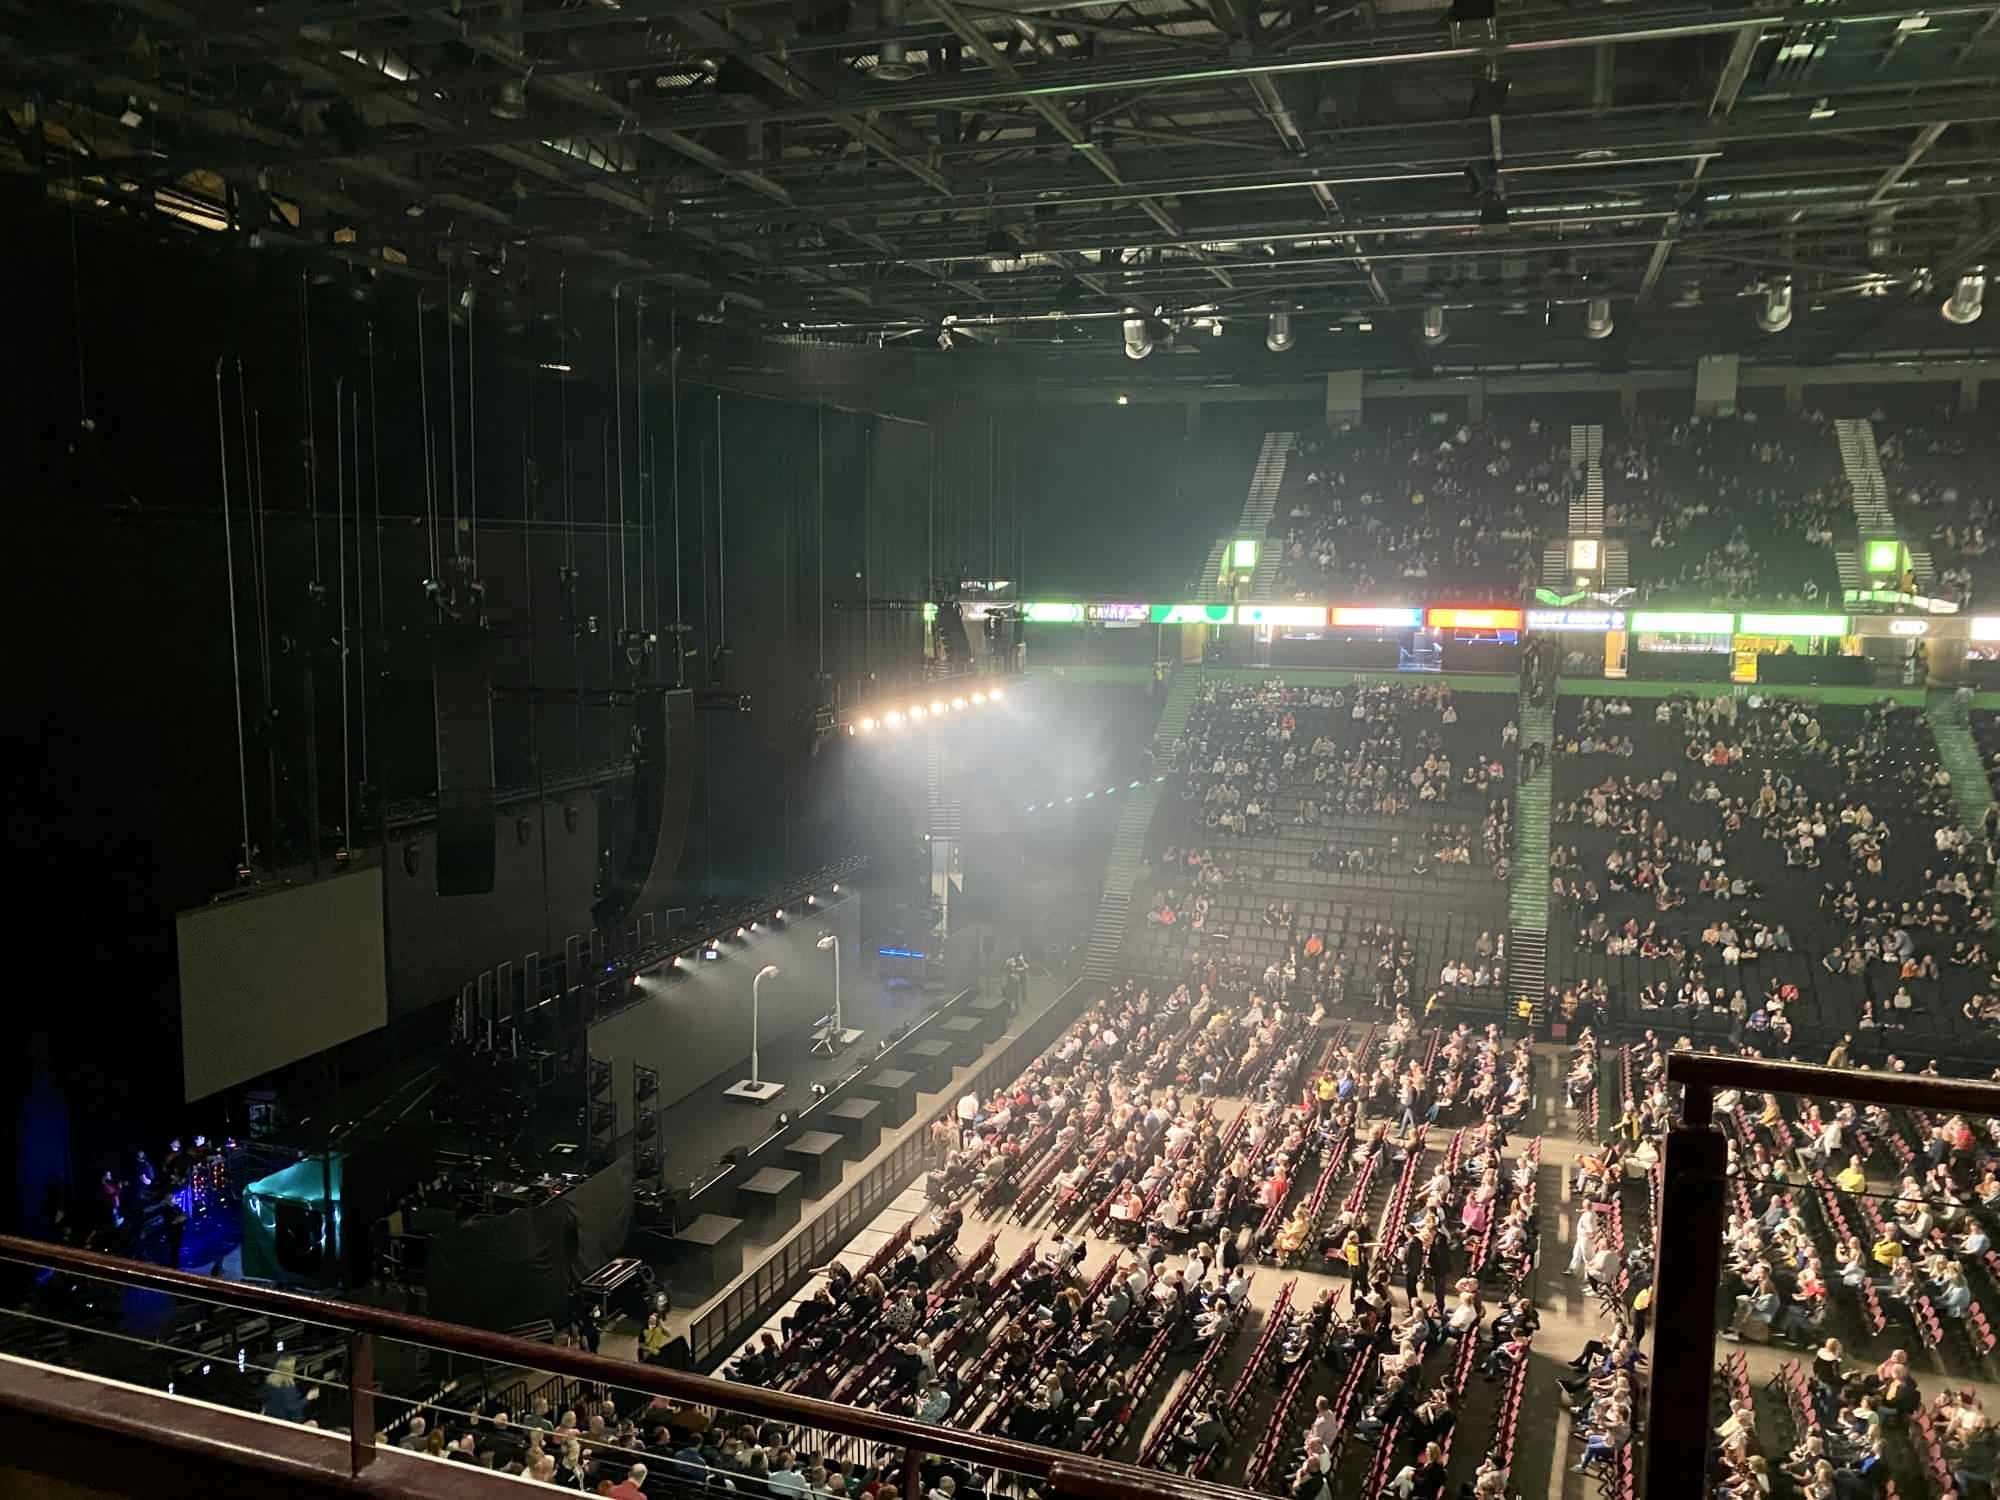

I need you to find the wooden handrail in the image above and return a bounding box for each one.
[0,1233,1247,1500]
[1665,1051,2000,1127]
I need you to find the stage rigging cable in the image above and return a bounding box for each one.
[214,359,252,875]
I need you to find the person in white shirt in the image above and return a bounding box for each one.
[1306,1394,1339,1449]
[1568,1205,1599,1276]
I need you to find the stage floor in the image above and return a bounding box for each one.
[650,967,964,1192]
[652,963,1074,1342]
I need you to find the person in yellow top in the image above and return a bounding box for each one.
[1871,1230,1905,1267]
[1759,1094,1783,1129]
[1835,1156,1868,1195]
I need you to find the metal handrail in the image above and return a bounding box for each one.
[1645,1052,2000,1500]
[0,1232,1243,1500]
[1666,1051,2000,1126]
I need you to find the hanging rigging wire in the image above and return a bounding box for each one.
[215,359,253,875]
[416,291,440,585]
[635,294,646,637]
[353,388,369,794]
[252,407,278,857]
[334,377,352,856]
[301,272,322,585]
[65,146,90,432]
[445,265,462,565]
[613,283,630,641]
[670,301,683,686]
[367,326,386,641]
[559,270,575,577]
[466,279,479,578]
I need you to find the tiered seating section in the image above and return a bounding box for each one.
[1602,410,1847,605]
[1132,677,1516,1025]
[1272,418,1569,600]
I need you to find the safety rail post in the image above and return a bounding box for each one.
[1643,1072,1724,1500]
[347,1329,376,1476]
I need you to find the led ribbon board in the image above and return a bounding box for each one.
[1330,606,1421,627]
[1527,609,1626,631]
[1084,602,1150,623]
[1736,613,1850,638]
[1631,611,1735,633]
[1426,607,1523,631]
[1151,604,1236,624]
[1023,602,1086,623]
[1239,605,1328,626]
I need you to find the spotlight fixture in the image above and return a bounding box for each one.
[972,692,987,704]
[1265,311,1295,352]
[951,697,966,710]
[1755,279,1794,333]
[774,908,785,920]
[737,926,747,938]
[1116,393,1131,405]
[909,704,927,720]
[988,685,1004,700]
[930,700,945,714]
[811,1082,829,1098]
[832,883,841,893]
[1583,297,1615,340]
[1121,315,1153,361]
[884,710,904,727]
[491,79,529,121]
[858,717,878,733]
[1420,304,1448,347]
[1942,267,1986,325]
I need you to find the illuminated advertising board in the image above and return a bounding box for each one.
[1736,613,1850,638]
[1568,538,1602,571]
[1239,605,1328,627]
[1630,611,1735,634]
[1527,609,1626,631]
[1150,604,1236,624]
[1084,602,1149,624]
[1426,607,1524,631]
[1231,539,1260,570]
[1023,602,1085,624]
[1330,606,1421,628]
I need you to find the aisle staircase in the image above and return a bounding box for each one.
[1151,667,1205,770]
[1567,424,1605,534]
[1931,705,1996,912]
[1835,417,1928,590]
[1507,695,1555,1024]
[1083,784,1163,980]
[1242,432,1296,601]
[1193,536,1233,602]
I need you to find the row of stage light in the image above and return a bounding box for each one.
[641,884,844,977]
[850,683,1005,736]
[1024,775,1169,814]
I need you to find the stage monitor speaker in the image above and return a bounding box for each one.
[433,628,496,896]
[593,689,696,928]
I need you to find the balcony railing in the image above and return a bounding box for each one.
[0,1232,1242,1500]
[1647,1052,2000,1500]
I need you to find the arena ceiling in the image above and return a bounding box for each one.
[3,0,1999,370]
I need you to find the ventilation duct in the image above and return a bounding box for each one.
[1583,297,1614,340]
[875,0,916,81]
[1265,311,1295,352]
[1122,316,1154,360]
[1754,280,1793,334]
[1419,304,1448,347]
[1942,268,1987,325]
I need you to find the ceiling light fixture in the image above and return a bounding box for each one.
[1122,315,1153,361]
[1942,267,1986,325]
[1755,279,1794,333]
[1420,304,1448,347]
[1583,297,1614,340]
[1265,311,1295,352]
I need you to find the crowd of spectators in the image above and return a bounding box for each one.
[1271,418,1567,601]
[1876,410,2000,608]
[1602,410,1847,606]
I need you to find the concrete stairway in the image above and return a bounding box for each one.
[1834,417,1929,589]
[1242,432,1296,600]
[1508,695,1555,1022]
[1193,536,1233,601]
[1603,541,1630,589]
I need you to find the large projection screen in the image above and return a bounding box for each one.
[177,868,389,1103]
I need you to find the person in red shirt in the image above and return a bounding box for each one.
[605,1463,648,1500]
